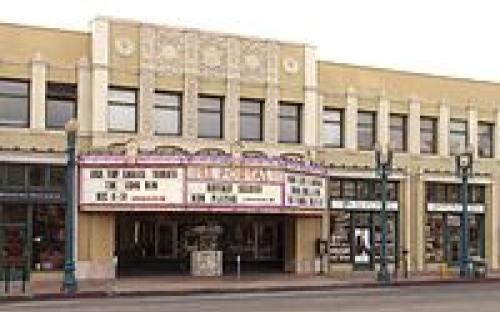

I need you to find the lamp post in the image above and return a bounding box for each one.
[455,149,473,278]
[375,143,393,284]
[63,119,78,294]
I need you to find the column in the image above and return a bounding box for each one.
[468,104,478,157]
[377,91,390,148]
[486,178,498,269]
[226,37,240,142]
[265,42,279,144]
[304,45,319,147]
[30,53,46,129]
[91,18,109,134]
[408,96,421,155]
[344,87,358,150]
[413,173,425,271]
[77,58,92,134]
[438,100,450,157]
[403,173,412,270]
[183,32,199,139]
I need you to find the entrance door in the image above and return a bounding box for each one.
[353,227,371,269]
[446,215,461,265]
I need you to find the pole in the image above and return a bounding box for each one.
[460,168,469,277]
[378,163,390,283]
[63,129,77,294]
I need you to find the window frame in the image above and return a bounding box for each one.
[420,116,438,154]
[107,86,138,133]
[389,114,407,152]
[357,110,377,151]
[449,119,468,156]
[153,90,182,136]
[322,107,344,148]
[239,98,264,141]
[478,121,494,158]
[45,82,77,130]
[278,102,302,144]
[197,94,224,139]
[0,78,30,128]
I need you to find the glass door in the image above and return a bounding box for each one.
[352,213,372,270]
[446,215,461,265]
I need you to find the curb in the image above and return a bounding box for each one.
[2,277,500,303]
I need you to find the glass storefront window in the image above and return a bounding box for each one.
[32,205,65,271]
[329,211,351,263]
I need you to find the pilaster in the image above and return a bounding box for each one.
[138,25,156,138]
[345,87,358,150]
[377,91,390,148]
[226,37,240,142]
[495,107,500,159]
[438,100,450,157]
[408,96,421,155]
[91,18,109,134]
[183,32,199,139]
[77,58,92,134]
[265,42,279,144]
[30,53,46,129]
[467,104,478,157]
[303,45,318,147]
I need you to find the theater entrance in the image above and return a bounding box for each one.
[115,213,287,277]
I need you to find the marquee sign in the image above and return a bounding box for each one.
[285,173,326,209]
[80,167,184,205]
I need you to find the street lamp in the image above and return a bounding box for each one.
[375,142,393,284]
[455,148,473,278]
[63,119,78,294]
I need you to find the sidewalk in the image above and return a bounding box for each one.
[2,271,500,301]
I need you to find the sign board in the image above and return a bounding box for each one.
[80,167,184,205]
[285,173,326,209]
[330,200,399,211]
[426,203,485,214]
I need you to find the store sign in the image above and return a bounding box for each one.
[0,191,62,202]
[285,173,326,209]
[187,182,282,206]
[80,167,184,205]
[427,203,485,213]
[330,200,399,211]
[187,166,283,183]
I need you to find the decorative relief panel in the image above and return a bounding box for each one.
[155,29,185,74]
[240,39,267,82]
[282,57,300,74]
[114,37,136,57]
[198,34,227,77]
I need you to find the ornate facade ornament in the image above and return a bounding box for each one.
[155,29,185,74]
[282,57,300,74]
[198,34,227,77]
[240,39,267,82]
[114,37,135,57]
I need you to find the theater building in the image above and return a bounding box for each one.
[0,17,500,281]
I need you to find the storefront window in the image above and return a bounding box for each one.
[32,205,65,271]
[29,165,46,187]
[329,211,351,263]
[6,164,25,187]
[425,214,445,263]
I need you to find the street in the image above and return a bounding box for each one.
[2,283,500,312]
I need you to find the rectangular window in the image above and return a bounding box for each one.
[198,96,223,138]
[0,79,29,127]
[108,88,137,133]
[46,83,77,129]
[449,119,468,155]
[154,91,182,136]
[322,108,343,148]
[357,111,376,150]
[420,117,437,154]
[279,102,302,143]
[240,99,263,141]
[390,114,407,152]
[478,122,494,158]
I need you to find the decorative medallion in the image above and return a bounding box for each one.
[202,46,222,68]
[114,37,135,57]
[159,44,179,60]
[283,57,299,74]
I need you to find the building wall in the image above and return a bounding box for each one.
[1,18,500,279]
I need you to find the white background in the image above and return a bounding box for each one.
[1,0,499,82]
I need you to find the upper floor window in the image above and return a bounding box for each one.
[322,108,343,148]
[420,117,437,154]
[240,99,263,141]
[46,83,77,129]
[279,102,302,144]
[449,119,468,155]
[357,111,376,151]
[154,92,182,136]
[478,122,494,158]
[390,114,407,152]
[198,96,223,139]
[0,79,29,127]
[108,88,137,133]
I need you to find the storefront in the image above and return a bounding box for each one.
[328,177,400,271]
[0,163,66,277]
[424,182,486,267]
[78,153,327,277]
